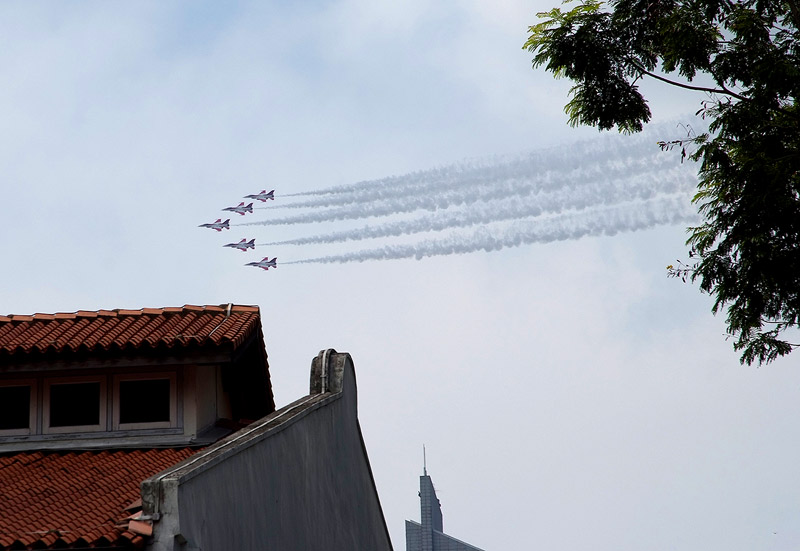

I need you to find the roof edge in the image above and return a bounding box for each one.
[1,304,260,320]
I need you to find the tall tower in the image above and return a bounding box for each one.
[405,467,486,551]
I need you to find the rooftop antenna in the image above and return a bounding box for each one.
[423,444,427,476]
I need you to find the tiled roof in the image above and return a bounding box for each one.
[0,448,197,549]
[0,304,261,360]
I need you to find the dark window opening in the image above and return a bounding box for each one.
[50,382,100,427]
[119,379,171,424]
[0,386,31,430]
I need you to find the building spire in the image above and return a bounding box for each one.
[406,453,487,551]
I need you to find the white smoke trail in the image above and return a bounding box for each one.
[239,150,691,227]
[261,166,696,245]
[283,195,698,264]
[277,123,688,201]
[255,139,671,212]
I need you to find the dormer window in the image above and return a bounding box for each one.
[0,304,270,451]
[44,377,107,434]
[113,373,177,430]
[0,380,36,436]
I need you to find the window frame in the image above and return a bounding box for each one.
[112,372,177,431]
[0,378,37,436]
[43,376,107,434]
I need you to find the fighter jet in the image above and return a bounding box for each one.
[198,218,230,231]
[224,238,256,252]
[246,257,277,271]
[244,189,275,202]
[222,202,254,215]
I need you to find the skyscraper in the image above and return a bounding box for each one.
[405,465,486,551]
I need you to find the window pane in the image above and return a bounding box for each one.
[0,386,31,430]
[119,379,171,424]
[50,382,100,427]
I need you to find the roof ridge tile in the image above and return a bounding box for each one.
[231,305,260,313]
[0,304,261,358]
[32,313,56,320]
[75,310,99,318]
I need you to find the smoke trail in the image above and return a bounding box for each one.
[261,166,696,246]
[282,195,697,264]
[271,123,694,205]
[279,125,672,199]
[256,139,669,211]
[239,151,692,227]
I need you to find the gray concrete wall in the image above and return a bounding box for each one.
[192,364,218,434]
[143,352,392,551]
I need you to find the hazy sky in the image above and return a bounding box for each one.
[2,2,799,550]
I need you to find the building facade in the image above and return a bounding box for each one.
[0,304,392,551]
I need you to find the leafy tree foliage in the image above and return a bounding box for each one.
[525,0,800,365]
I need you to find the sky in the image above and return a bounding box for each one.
[2,2,799,550]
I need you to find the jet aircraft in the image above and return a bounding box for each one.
[244,189,275,202]
[246,257,277,271]
[224,238,256,252]
[222,202,253,215]
[198,218,230,231]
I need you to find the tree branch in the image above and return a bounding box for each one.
[631,61,799,119]
[784,0,800,31]
[630,61,748,101]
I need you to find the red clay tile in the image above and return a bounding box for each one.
[0,305,262,360]
[0,448,197,550]
[74,311,98,318]
[127,520,153,537]
[32,313,55,320]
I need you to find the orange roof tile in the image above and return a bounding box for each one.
[0,448,197,549]
[0,304,262,360]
